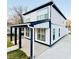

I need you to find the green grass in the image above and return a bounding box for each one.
[7,34,24,48]
[7,36,14,48]
[7,35,28,59]
[7,49,28,59]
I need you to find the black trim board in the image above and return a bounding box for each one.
[29,19,50,26]
[35,40,51,47]
[49,5,52,46]
[49,20,51,46]
[52,4,66,19]
[23,1,66,20]
[11,24,28,28]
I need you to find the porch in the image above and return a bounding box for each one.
[10,19,51,59]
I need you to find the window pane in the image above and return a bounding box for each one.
[44,14,48,19]
[53,28,55,40]
[26,28,30,37]
[37,34,40,40]
[59,28,60,37]
[37,28,46,41]
[37,13,48,20]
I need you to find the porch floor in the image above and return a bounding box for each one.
[20,38,49,58]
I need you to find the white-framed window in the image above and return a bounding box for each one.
[37,7,49,20]
[26,28,30,37]
[58,28,60,37]
[37,13,48,20]
[26,18,30,22]
[53,28,55,40]
[24,18,30,23]
[37,28,46,41]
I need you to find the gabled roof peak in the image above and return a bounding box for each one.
[23,1,53,15]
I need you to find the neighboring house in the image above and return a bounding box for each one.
[22,1,69,46]
[65,19,71,31]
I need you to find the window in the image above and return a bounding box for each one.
[53,28,55,40]
[59,28,60,37]
[37,28,46,41]
[26,18,30,22]
[37,13,48,20]
[26,28,30,37]
[44,14,48,19]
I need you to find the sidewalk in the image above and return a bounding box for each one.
[36,34,71,59]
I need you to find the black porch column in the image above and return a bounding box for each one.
[30,28,34,59]
[30,27,35,59]
[10,27,12,41]
[14,27,17,45]
[19,28,21,48]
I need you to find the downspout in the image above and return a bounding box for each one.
[28,25,35,59]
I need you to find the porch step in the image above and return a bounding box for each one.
[7,45,19,52]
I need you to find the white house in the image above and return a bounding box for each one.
[10,1,69,59]
[22,1,68,46]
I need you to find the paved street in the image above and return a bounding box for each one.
[36,34,71,59]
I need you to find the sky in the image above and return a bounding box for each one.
[7,0,71,18]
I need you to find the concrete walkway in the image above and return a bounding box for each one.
[36,34,71,59]
[7,45,19,52]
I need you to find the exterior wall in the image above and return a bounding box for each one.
[23,6,51,23]
[51,6,65,26]
[51,24,68,44]
[51,6,69,44]
[23,5,51,45]
[34,22,49,28]
[35,28,50,45]
[23,5,69,46]
[24,28,50,45]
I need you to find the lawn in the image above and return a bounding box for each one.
[7,34,24,47]
[7,36,14,48]
[7,35,28,59]
[7,49,28,59]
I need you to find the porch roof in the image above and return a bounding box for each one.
[11,19,50,28]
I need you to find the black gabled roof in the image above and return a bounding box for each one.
[23,1,66,20]
[23,1,53,15]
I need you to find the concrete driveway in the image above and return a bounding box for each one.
[36,34,71,59]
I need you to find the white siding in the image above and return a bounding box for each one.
[34,22,49,28]
[23,6,50,23]
[51,24,68,44]
[50,6,69,45]
[51,7,65,26]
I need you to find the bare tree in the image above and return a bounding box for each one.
[13,6,27,24]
